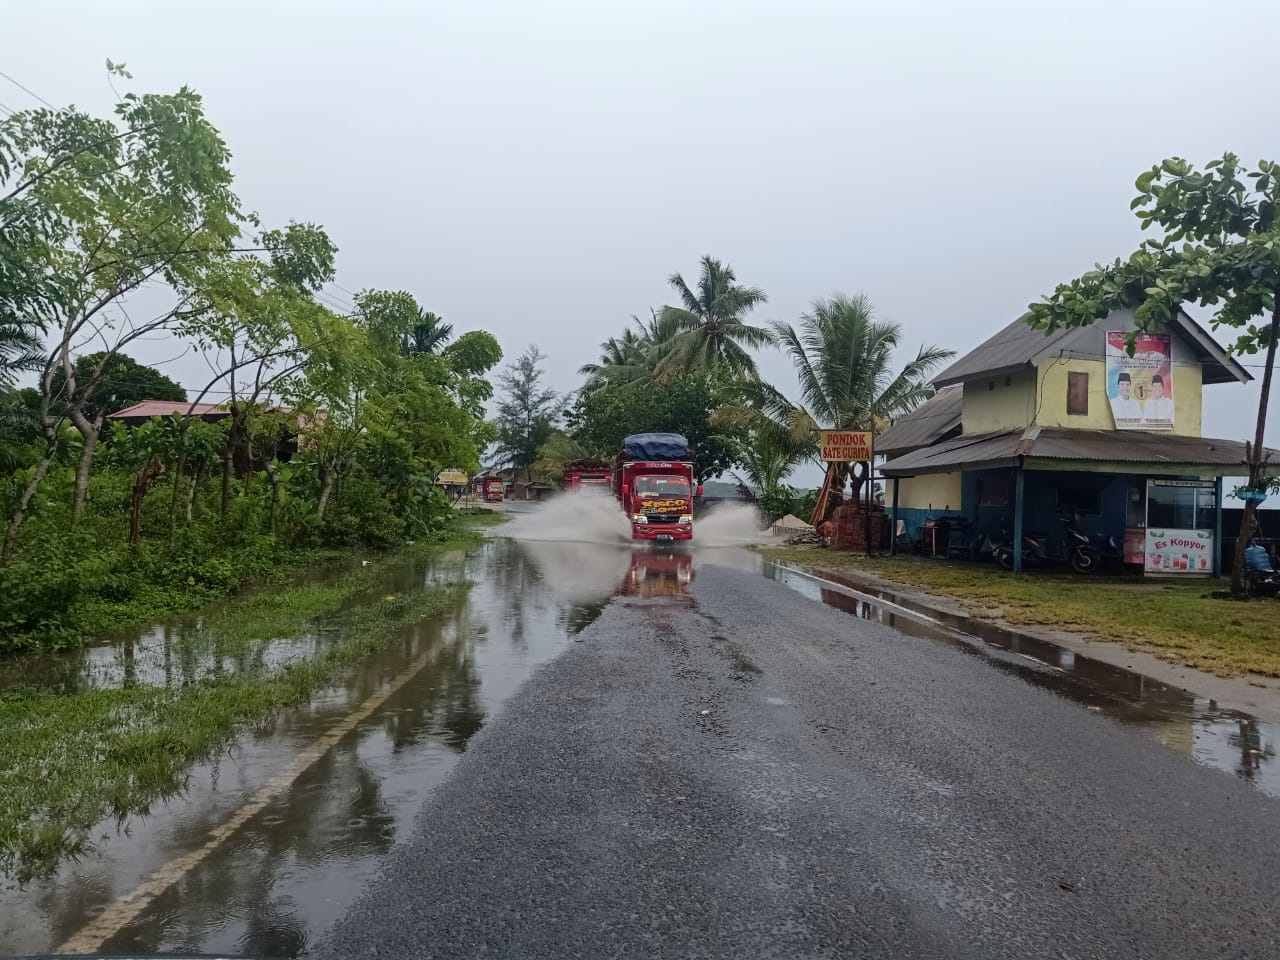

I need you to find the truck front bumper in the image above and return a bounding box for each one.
[632,523,693,541]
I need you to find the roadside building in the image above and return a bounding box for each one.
[107,399,304,474]
[877,308,1269,575]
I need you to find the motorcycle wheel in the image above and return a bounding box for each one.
[1070,546,1101,575]
[996,547,1014,570]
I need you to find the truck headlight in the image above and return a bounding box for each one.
[679,514,693,525]
[632,514,647,523]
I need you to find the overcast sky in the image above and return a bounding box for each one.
[7,0,1279,486]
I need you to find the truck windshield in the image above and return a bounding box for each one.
[636,476,690,497]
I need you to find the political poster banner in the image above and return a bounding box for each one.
[1106,331,1173,431]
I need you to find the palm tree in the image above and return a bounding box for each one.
[400,310,453,356]
[768,293,954,523]
[0,390,41,474]
[0,318,43,388]
[578,326,650,392]
[733,429,806,494]
[578,309,686,393]
[655,256,772,377]
[774,294,952,431]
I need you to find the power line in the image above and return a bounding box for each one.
[314,291,354,314]
[0,70,56,109]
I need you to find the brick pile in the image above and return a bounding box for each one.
[827,502,883,551]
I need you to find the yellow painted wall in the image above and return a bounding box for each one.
[961,369,1037,433]
[1035,357,1202,436]
[1174,363,1203,436]
[896,472,963,511]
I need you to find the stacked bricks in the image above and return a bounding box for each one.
[828,501,883,551]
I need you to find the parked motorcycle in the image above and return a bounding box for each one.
[972,529,1003,562]
[995,516,1101,574]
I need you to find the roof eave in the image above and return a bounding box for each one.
[932,362,1032,388]
[1172,311,1251,384]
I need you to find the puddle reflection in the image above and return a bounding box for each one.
[2,538,671,957]
[8,539,1278,958]
[763,560,1280,797]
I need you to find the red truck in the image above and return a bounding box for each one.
[472,474,505,502]
[561,458,613,493]
[614,433,701,542]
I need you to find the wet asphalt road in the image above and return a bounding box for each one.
[317,560,1280,960]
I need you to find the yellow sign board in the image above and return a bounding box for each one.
[436,470,469,485]
[819,430,873,462]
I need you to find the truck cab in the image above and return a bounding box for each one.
[614,434,702,541]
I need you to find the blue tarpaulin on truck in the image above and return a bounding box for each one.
[622,433,690,461]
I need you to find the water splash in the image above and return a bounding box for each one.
[506,489,631,544]
[693,502,775,548]
[507,490,774,550]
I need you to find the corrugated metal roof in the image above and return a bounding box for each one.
[880,431,1023,475]
[875,386,962,456]
[1028,428,1258,465]
[933,309,1248,388]
[933,315,1074,387]
[881,426,1268,477]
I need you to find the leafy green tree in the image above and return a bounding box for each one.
[101,417,177,544]
[491,346,560,481]
[768,293,953,521]
[656,256,772,377]
[569,370,743,481]
[50,352,186,423]
[532,430,594,485]
[181,222,338,517]
[442,330,503,421]
[1027,153,1280,595]
[1,71,243,556]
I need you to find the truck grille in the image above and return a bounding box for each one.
[646,514,681,524]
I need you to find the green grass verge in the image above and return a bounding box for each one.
[0,533,484,883]
[764,548,1280,679]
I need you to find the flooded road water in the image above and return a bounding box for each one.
[3,521,1278,956]
[762,559,1280,797]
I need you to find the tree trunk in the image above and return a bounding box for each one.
[129,458,166,545]
[317,464,336,519]
[810,462,852,528]
[1231,306,1280,596]
[185,465,203,523]
[220,413,242,517]
[2,431,59,563]
[168,423,189,538]
[68,407,102,518]
[265,460,281,532]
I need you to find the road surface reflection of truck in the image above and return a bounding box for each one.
[562,458,613,492]
[618,549,694,597]
[614,433,701,542]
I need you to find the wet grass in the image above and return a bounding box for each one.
[0,537,481,884]
[764,548,1280,679]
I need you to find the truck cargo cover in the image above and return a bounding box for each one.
[622,433,690,460]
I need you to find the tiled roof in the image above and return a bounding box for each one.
[109,400,225,419]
